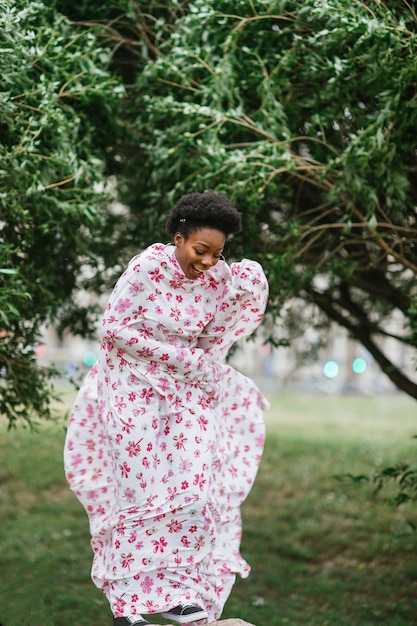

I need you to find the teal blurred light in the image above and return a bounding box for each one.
[323,360,339,379]
[352,357,367,374]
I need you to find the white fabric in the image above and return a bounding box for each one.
[64,243,269,622]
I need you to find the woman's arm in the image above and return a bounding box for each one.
[100,248,218,385]
[198,259,269,361]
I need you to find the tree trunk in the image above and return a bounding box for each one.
[308,288,417,400]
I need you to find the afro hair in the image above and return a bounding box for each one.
[165,191,242,238]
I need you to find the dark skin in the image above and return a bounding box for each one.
[174,227,226,280]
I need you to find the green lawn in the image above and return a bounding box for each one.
[1,390,416,626]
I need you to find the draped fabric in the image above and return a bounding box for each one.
[64,244,269,622]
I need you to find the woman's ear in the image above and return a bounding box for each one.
[174,232,183,246]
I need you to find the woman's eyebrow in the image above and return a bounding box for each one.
[195,241,223,251]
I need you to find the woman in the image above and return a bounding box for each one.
[64,191,269,626]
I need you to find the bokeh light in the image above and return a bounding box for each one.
[35,343,47,358]
[352,357,367,374]
[83,351,97,367]
[323,360,339,379]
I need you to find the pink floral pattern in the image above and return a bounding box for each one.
[64,244,269,621]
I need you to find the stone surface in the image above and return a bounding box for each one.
[208,620,256,626]
[151,617,255,626]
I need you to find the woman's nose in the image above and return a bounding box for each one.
[201,255,216,268]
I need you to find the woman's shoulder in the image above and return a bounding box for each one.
[230,259,268,284]
[111,244,171,290]
[210,258,267,287]
[224,258,269,300]
[126,243,171,270]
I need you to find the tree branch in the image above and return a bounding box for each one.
[307,287,417,399]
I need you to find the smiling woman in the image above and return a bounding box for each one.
[166,191,241,280]
[64,190,269,626]
[173,229,226,279]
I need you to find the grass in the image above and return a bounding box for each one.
[1,389,417,625]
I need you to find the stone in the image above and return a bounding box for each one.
[208,620,256,626]
[151,617,255,626]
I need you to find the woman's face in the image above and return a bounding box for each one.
[174,227,226,280]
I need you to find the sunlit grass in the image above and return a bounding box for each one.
[1,391,416,625]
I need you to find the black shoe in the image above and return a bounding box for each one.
[113,618,149,626]
[161,604,209,624]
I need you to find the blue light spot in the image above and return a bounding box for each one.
[352,357,367,374]
[83,351,97,367]
[323,360,339,379]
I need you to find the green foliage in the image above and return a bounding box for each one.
[374,462,417,509]
[341,456,417,511]
[3,0,417,422]
[0,0,124,426]
[112,0,417,397]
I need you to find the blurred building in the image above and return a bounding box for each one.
[37,318,416,396]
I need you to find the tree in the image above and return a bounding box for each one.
[0,0,124,426]
[3,0,417,427]
[108,0,417,397]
